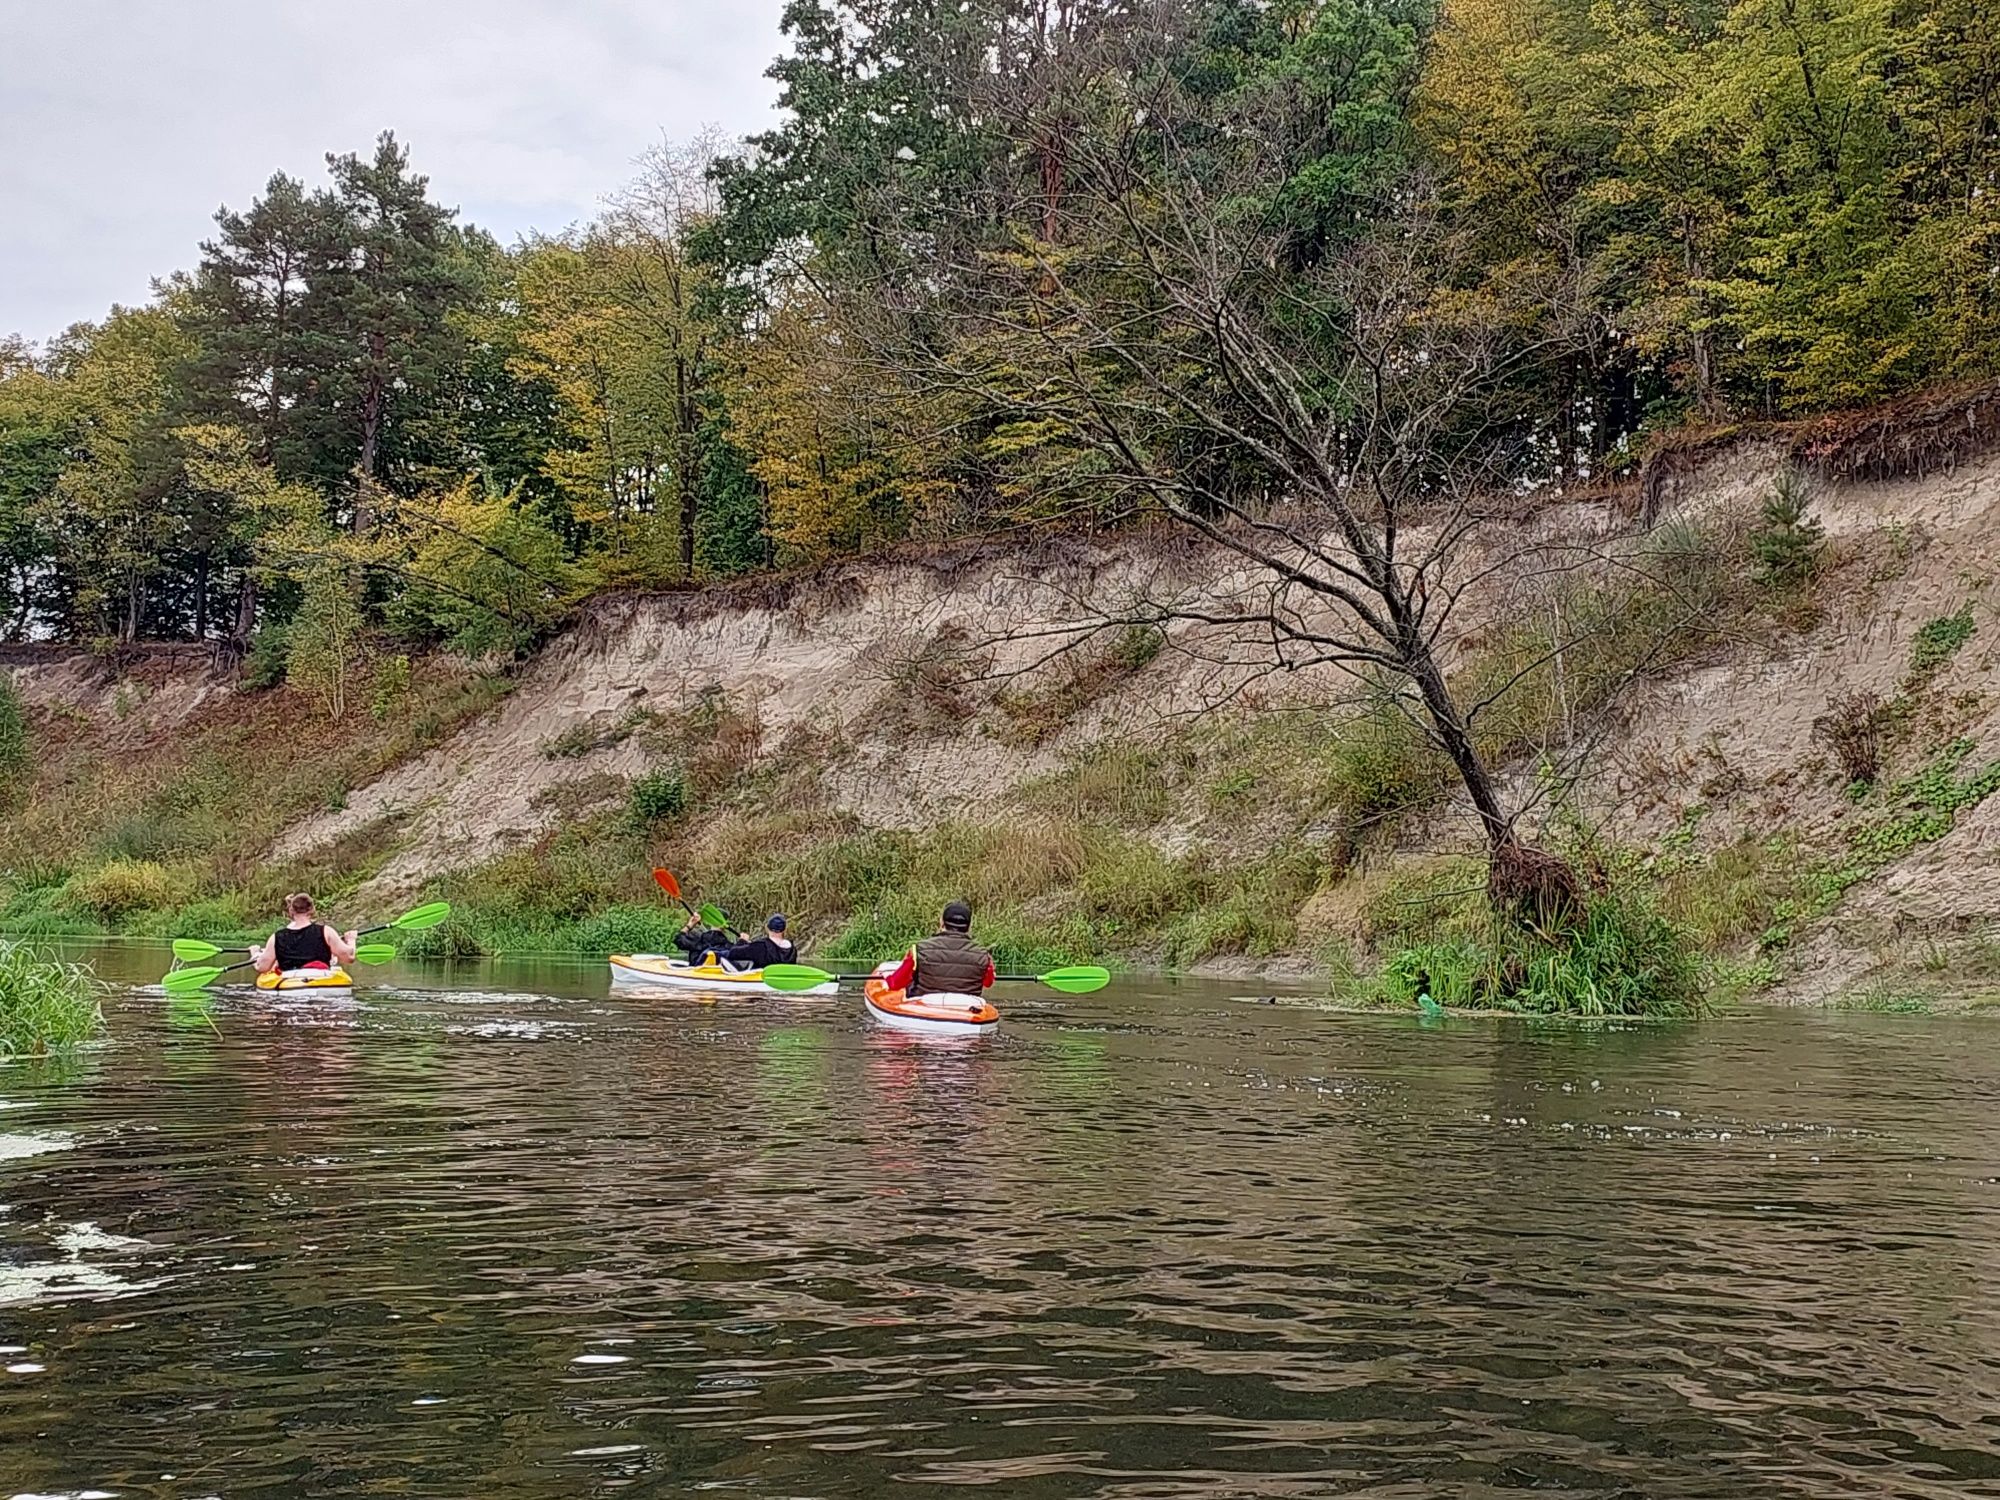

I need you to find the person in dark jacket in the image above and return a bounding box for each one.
[722,915,796,971]
[673,917,737,965]
[878,901,995,997]
[252,893,358,976]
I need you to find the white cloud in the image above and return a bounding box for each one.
[0,0,789,338]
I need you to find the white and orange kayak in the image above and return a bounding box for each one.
[864,975,1000,1034]
[256,966,354,993]
[607,954,837,996]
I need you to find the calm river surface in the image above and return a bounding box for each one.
[1,944,1998,1498]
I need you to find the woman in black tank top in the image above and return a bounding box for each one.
[253,893,361,977]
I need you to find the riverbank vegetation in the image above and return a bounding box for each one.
[0,940,105,1058]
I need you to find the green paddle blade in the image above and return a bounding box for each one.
[697,903,728,930]
[1035,966,1112,994]
[352,943,397,966]
[162,965,229,995]
[1417,994,1446,1020]
[171,937,225,963]
[390,901,452,932]
[762,963,842,992]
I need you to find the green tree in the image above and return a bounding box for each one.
[310,133,482,524]
[36,305,196,643]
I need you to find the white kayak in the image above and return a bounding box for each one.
[607,953,837,997]
[864,975,1000,1035]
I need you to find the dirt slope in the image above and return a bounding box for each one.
[12,439,1999,998]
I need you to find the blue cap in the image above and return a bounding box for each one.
[767,914,787,932]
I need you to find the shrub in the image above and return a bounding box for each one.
[1751,468,1825,588]
[575,906,694,956]
[628,766,690,826]
[0,940,105,1058]
[1302,692,1451,867]
[1910,605,1975,676]
[61,859,189,921]
[371,655,413,723]
[242,621,292,690]
[1812,691,1885,785]
[995,624,1170,746]
[1382,891,1705,1018]
[1026,743,1174,828]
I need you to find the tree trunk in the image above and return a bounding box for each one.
[193,555,209,640]
[355,334,386,532]
[231,573,258,654]
[1405,635,1581,927]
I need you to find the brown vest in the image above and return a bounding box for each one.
[911,930,992,997]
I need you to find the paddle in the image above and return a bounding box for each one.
[160,901,451,993]
[1417,993,1446,1020]
[161,943,400,995]
[652,869,732,934]
[762,962,1112,995]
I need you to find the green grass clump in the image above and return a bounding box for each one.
[1025,743,1175,828]
[628,767,689,826]
[1765,738,2000,945]
[1910,605,1975,676]
[1383,891,1705,1019]
[60,859,192,922]
[0,940,105,1058]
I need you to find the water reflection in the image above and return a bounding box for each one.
[0,949,1994,1497]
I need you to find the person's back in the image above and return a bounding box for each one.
[274,921,335,971]
[723,915,795,971]
[907,903,994,997]
[253,893,358,975]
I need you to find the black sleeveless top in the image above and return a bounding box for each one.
[274,923,334,970]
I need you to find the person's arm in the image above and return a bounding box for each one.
[250,936,277,974]
[881,950,916,990]
[326,925,358,965]
[720,939,760,967]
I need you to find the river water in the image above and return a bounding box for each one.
[0,945,1997,1498]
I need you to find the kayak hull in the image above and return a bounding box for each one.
[608,954,836,997]
[864,977,999,1034]
[256,967,354,992]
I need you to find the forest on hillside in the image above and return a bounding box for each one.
[0,0,1994,678]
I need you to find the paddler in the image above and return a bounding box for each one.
[721,914,796,971]
[252,892,359,976]
[878,901,995,997]
[673,914,739,965]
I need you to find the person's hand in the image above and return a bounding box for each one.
[247,946,259,961]
[344,930,359,948]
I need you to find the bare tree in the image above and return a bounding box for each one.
[848,8,1598,913]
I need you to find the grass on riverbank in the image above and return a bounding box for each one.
[0,657,513,943]
[0,939,105,1058]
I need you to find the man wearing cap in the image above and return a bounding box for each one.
[721,914,796,971]
[878,901,996,997]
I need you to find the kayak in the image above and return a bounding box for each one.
[607,953,837,997]
[863,975,1000,1034]
[256,966,354,992]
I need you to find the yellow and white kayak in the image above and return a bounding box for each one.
[864,975,1000,1034]
[256,966,354,992]
[607,954,837,997]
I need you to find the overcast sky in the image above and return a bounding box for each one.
[0,0,790,342]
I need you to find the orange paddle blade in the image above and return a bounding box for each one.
[653,868,684,901]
